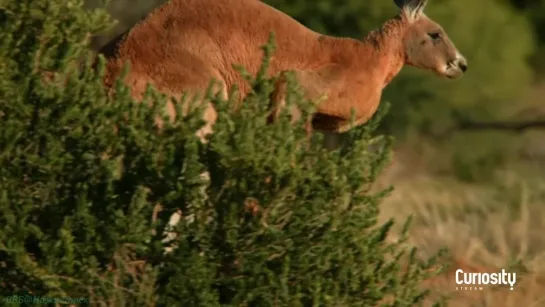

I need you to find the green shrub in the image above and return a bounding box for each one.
[0,0,443,306]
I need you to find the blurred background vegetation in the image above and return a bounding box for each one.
[86,0,545,305]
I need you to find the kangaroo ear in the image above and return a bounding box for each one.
[394,0,428,21]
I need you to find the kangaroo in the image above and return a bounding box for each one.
[99,0,467,253]
[100,0,467,139]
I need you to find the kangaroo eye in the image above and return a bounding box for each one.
[428,32,441,40]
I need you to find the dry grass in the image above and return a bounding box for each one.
[376,149,545,307]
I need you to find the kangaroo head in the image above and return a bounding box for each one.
[394,0,467,79]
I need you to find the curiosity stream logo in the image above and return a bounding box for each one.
[455,269,516,291]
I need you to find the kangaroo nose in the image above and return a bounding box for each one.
[459,61,467,72]
[456,57,468,72]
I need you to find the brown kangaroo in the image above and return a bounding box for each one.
[100,0,467,140]
[99,0,467,251]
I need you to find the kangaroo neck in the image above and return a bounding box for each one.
[362,16,407,88]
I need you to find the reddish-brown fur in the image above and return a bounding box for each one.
[100,0,467,138]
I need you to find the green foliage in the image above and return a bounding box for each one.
[0,0,443,306]
[264,0,396,38]
[506,0,545,77]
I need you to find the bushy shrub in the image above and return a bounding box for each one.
[0,0,442,306]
